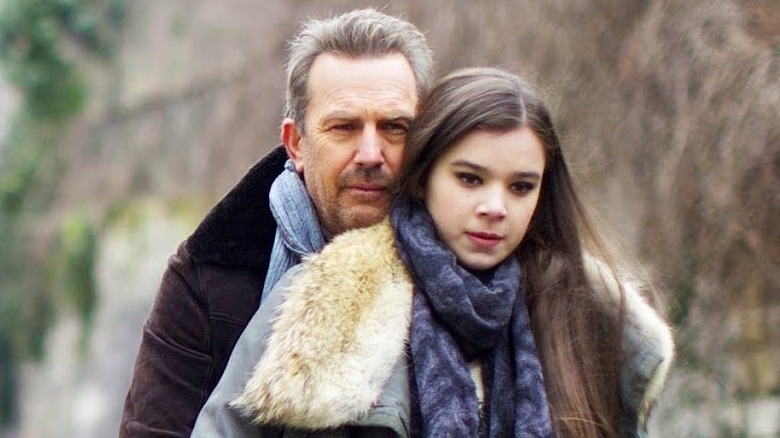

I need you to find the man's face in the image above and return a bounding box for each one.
[283,53,418,235]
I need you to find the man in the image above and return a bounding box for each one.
[119,9,433,437]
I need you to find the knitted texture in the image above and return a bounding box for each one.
[261,160,326,300]
[391,196,553,438]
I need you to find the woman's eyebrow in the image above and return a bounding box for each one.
[450,159,486,172]
[451,159,541,180]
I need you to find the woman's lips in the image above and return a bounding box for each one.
[466,231,503,249]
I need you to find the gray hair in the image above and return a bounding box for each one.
[284,8,434,133]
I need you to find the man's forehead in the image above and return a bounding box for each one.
[317,106,414,121]
[305,53,418,122]
[307,53,417,94]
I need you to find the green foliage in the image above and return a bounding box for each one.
[48,211,98,353]
[0,0,124,344]
[0,197,56,367]
[0,0,124,428]
[0,333,18,428]
[0,112,65,215]
[0,0,125,118]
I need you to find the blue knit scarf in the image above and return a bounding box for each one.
[390,196,554,438]
[261,160,326,300]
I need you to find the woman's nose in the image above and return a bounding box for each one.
[475,189,507,219]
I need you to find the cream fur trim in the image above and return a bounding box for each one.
[231,220,413,429]
[583,255,675,424]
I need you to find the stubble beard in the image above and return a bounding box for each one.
[325,167,396,235]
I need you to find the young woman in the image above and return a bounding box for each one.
[191,68,674,438]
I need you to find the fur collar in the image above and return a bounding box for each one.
[232,220,674,430]
[231,219,413,429]
[185,146,287,267]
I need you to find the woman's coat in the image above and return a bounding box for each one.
[191,219,674,437]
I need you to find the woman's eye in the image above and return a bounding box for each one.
[511,182,535,195]
[456,173,481,186]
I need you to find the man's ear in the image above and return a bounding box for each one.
[281,118,305,172]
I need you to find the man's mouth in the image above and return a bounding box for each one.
[350,183,386,192]
[344,183,389,201]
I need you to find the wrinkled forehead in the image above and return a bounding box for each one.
[305,53,418,119]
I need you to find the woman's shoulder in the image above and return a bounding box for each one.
[582,254,675,428]
[232,218,413,429]
[619,279,675,428]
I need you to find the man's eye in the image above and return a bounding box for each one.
[456,173,481,186]
[333,123,356,131]
[381,122,409,136]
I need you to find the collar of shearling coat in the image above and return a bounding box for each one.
[186,146,287,267]
[231,219,414,429]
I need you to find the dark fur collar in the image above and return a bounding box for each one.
[185,146,287,267]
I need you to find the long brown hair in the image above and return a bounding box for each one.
[399,67,627,437]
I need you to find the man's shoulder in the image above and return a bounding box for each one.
[184,146,287,268]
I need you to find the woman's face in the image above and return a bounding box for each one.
[424,127,546,271]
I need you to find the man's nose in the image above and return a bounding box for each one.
[476,188,507,219]
[354,126,384,167]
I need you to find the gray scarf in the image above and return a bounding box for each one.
[261,160,325,300]
[391,196,554,438]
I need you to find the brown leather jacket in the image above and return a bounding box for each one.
[119,146,287,437]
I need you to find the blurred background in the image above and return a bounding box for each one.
[0,0,778,437]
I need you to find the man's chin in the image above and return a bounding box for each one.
[339,205,389,232]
